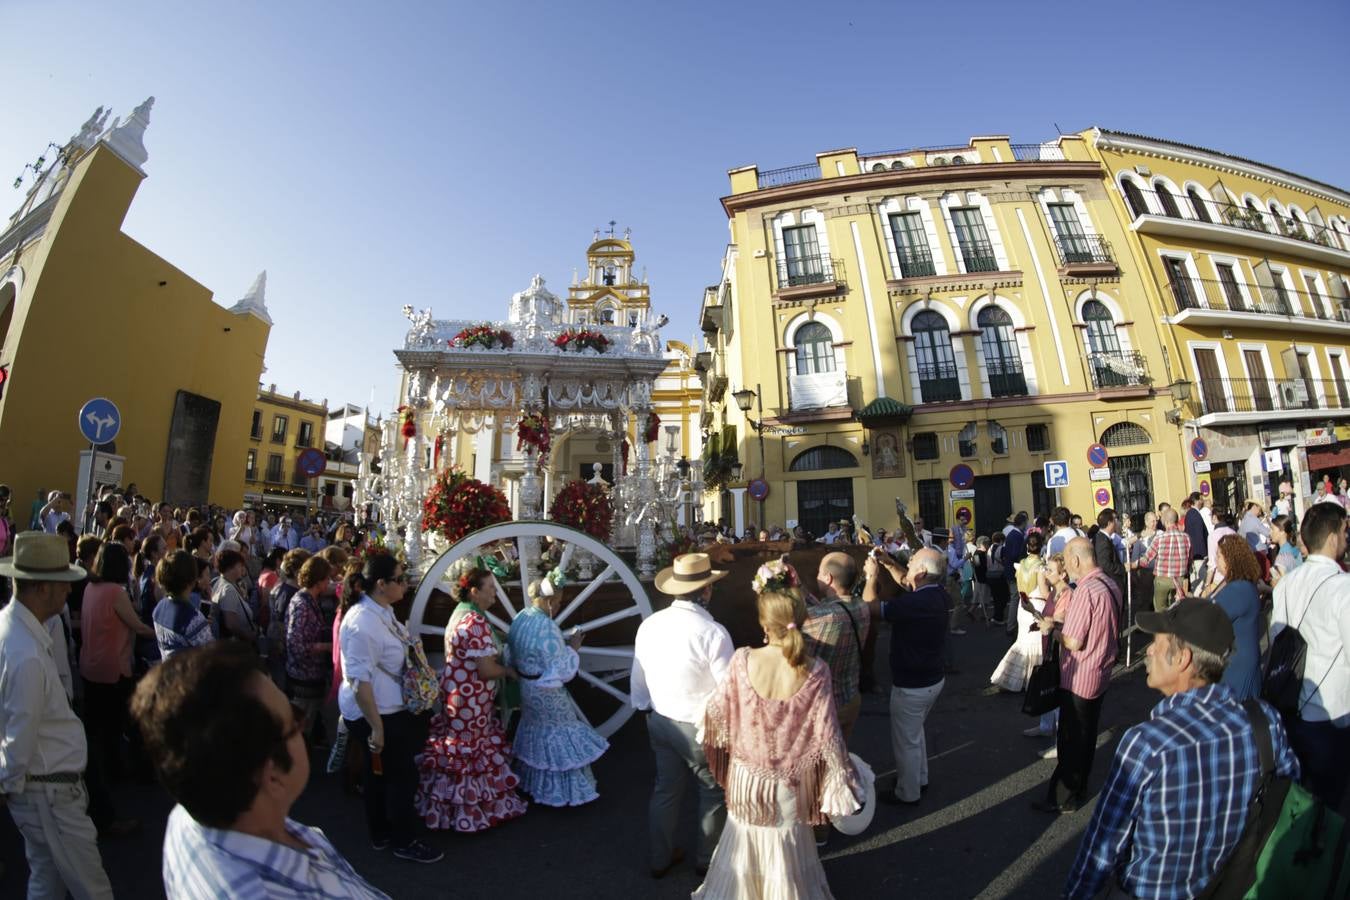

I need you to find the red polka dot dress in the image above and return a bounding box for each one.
[415,610,527,832]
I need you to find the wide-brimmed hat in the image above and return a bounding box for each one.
[0,532,87,582]
[832,753,877,836]
[654,552,728,595]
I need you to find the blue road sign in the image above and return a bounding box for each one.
[78,397,121,445]
[297,448,327,478]
[949,464,975,489]
[1086,443,1109,468]
[1190,437,1208,461]
[1043,460,1070,489]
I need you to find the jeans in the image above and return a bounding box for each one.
[645,711,725,870]
[345,711,428,848]
[1047,689,1104,808]
[889,680,944,802]
[1286,716,1350,810]
[7,781,114,900]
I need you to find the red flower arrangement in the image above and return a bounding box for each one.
[549,480,614,543]
[450,323,514,350]
[422,468,512,545]
[643,411,661,444]
[398,406,417,448]
[516,413,551,462]
[553,328,611,353]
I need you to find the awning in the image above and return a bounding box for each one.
[1307,445,1350,471]
[856,396,914,425]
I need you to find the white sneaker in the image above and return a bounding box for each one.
[1039,746,1058,760]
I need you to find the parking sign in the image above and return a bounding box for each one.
[1043,460,1070,489]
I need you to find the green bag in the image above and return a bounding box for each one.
[1200,701,1350,899]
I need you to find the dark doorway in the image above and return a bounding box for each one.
[1110,454,1154,526]
[797,477,854,539]
[973,474,1010,537]
[163,391,220,508]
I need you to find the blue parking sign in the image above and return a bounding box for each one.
[1043,460,1070,489]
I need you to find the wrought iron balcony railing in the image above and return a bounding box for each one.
[1087,351,1149,388]
[1010,143,1066,161]
[957,237,1000,273]
[1164,276,1344,321]
[757,163,819,189]
[1195,377,1350,416]
[916,365,963,403]
[895,246,937,278]
[776,253,838,289]
[984,359,1028,397]
[1054,233,1114,267]
[1129,188,1347,251]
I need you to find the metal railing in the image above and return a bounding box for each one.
[957,237,1000,273]
[1129,188,1346,251]
[1011,143,1065,161]
[757,163,819,189]
[985,359,1028,397]
[1087,351,1149,388]
[1195,377,1350,416]
[1164,276,1345,321]
[776,254,839,289]
[1054,233,1114,266]
[916,365,963,403]
[896,246,937,277]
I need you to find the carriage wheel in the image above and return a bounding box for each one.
[406,520,653,738]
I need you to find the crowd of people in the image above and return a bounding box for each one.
[1,474,1349,898]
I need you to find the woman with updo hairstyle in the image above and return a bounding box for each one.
[694,562,864,899]
[505,573,608,806]
[1271,514,1303,581]
[415,566,527,832]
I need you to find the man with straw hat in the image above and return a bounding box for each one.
[0,531,114,898]
[632,553,733,879]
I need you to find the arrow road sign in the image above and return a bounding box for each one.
[78,397,121,445]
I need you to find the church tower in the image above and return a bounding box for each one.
[567,223,651,327]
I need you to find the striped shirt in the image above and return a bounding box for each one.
[1058,570,1119,700]
[152,598,214,661]
[1064,686,1299,900]
[162,804,390,899]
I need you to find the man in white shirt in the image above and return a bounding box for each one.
[632,553,733,879]
[1046,507,1080,558]
[271,517,300,551]
[38,491,71,534]
[0,532,114,899]
[818,523,843,545]
[1269,502,1350,809]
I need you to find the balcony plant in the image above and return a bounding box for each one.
[554,328,611,353]
[450,323,514,350]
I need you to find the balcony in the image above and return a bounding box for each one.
[895,247,937,278]
[1130,189,1350,266]
[917,365,963,404]
[1195,377,1350,424]
[957,238,999,273]
[1010,143,1066,161]
[774,254,845,300]
[985,360,1028,398]
[1053,233,1117,275]
[1087,351,1149,389]
[1164,277,1350,335]
[757,163,819,189]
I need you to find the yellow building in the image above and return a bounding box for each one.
[702,135,1187,537]
[244,384,329,512]
[1081,129,1350,518]
[0,100,271,510]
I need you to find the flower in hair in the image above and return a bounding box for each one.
[752,557,801,594]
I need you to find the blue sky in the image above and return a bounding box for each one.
[6,0,1347,418]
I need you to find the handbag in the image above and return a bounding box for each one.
[376,617,440,715]
[1022,639,1061,717]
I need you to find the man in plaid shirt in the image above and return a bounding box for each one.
[1136,507,1190,611]
[1065,600,1299,899]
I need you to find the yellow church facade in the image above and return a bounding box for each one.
[701,135,1190,538]
[0,100,271,511]
[1079,129,1350,519]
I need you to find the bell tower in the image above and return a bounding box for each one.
[567,223,651,327]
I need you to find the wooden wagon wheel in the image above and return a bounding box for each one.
[406,520,652,738]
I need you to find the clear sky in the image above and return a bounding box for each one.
[6,0,1347,419]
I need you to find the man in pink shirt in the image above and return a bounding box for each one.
[1031,537,1121,813]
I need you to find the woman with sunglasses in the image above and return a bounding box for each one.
[338,552,443,864]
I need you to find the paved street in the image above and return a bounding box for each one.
[0,619,1158,899]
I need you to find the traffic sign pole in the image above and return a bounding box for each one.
[82,441,98,535]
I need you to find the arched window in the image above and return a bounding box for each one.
[989,421,1008,455]
[871,163,886,172]
[958,422,977,458]
[912,311,961,403]
[977,306,1025,397]
[1244,199,1268,232]
[1121,178,1148,219]
[1155,182,1181,218]
[1100,422,1151,447]
[1082,300,1122,355]
[1186,187,1211,223]
[793,321,836,375]
[789,446,858,472]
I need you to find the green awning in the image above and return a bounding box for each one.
[856,396,914,425]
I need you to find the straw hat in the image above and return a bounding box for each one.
[654,552,728,595]
[0,531,87,582]
[831,753,877,836]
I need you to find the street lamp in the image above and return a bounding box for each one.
[733,383,767,528]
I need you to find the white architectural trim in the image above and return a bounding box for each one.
[1205,253,1256,309]
[849,221,887,398]
[1116,171,1154,216]
[772,209,832,277]
[901,300,969,405]
[103,96,154,174]
[1151,175,1189,218]
[1074,290,1136,358]
[1236,341,1278,407]
[876,196,947,277]
[939,189,1008,273]
[1297,269,1332,318]
[1187,340,1236,410]
[969,294,1038,396]
[1014,208,1070,386]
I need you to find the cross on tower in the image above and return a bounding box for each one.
[606,220,617,238]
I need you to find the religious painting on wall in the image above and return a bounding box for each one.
[871,427,904,479]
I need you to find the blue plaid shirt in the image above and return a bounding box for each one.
[162,805,390,899]
[1064,684,1300,900]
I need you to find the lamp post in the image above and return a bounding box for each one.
[733,383,767,529]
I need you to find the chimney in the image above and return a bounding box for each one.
[269,383,276,393]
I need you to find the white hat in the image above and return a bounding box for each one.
[0,532,87,582]
[831,753,877,836]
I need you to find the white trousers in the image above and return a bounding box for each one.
[6,780,114,900]
[889,680,944,802]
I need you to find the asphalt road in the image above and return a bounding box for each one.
[0,618,1159,899]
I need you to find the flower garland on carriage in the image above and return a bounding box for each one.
[449,323,514,350]
[422,467,513,545]
[553,328,611,354]
[548,480,614,543]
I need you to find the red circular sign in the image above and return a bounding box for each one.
[1094,487,1111,507]
[1199,480,1211,496]
[956,507,971,525]
[747,478,770,501]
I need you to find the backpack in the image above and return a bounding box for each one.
[1261,574,1339,720]
[986,547,1004,578]
[1199,700,1350,899]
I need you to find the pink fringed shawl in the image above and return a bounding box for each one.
[701,648,858,827]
